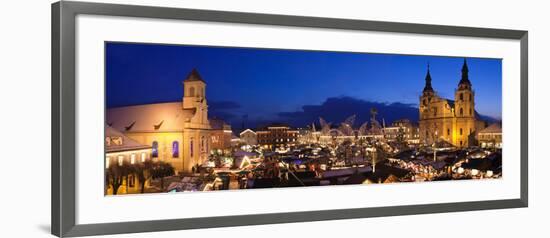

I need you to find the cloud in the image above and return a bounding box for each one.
[277,96,419,127]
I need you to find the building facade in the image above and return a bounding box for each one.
[256,124,298,149]
[383,119,420,144]
[210,118,233,152]
[477,123,502,149]
[105,126,152,194]
[239,129,258,146]
[107,69,212,173]
[419,60,477,147]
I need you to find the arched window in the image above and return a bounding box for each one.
[459,128,463,135]
[469,94,472,101]
[172,141,179,158]
[152,141,158,158]
[189,87,195,97]
[447,129,450,136]
[460,93,464,101]
[460,108,463,116]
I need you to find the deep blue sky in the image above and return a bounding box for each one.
[106,42,502,129]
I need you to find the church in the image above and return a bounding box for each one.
[419,59,485,147]
[107,69,212,173]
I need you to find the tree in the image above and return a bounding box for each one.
[134,160,154,193]
[106,160,132,195]
[151,161,176,191]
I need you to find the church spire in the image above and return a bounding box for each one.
[423,63,434,93]
[458,59,472,88]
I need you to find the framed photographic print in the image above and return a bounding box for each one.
[52,1,528,237]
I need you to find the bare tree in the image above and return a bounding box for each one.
[151,161,175,191]
[106,160,132,195]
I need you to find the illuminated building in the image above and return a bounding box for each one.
[256,124,298,149]
[105,126,151,194]
[239,129,258,146]
[419,60,483,147]
[477,123,502,149]
[383,119,420,144]
[107,69,212,173]
[210,118,233,151]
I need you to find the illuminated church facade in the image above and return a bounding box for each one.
[107,69,212,173]
[419,60,483,147]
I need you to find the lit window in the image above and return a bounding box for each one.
[130,154,136,164]
[152,141,158,158]
[141,153,146,162]
[106,156,110,168]
[172,141,179,158]
[118,155,124,166]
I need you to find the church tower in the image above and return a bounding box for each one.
[182,68,209,125]
[419,64,434,121]
[453,59,476,147]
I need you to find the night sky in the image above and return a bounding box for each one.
[106,42,502,130]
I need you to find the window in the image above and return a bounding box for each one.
[469,94,472,101]
[460,141,463,146]
[172,141,179,158]
[106,156,110,168]
[130,154,136,164]
[117,155,124,166]
[447,129,450,136]
[141,152,147,162]
[460,93,463,101]
[460,108,463,116]
[189,87,195,97]
[152,141,158,158]
[460,128,463,135]
[201,136,205,152]
[470,108,472,116]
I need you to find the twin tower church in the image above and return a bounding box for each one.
[418,59,485,147]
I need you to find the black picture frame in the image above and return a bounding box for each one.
[51,1,528,237]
